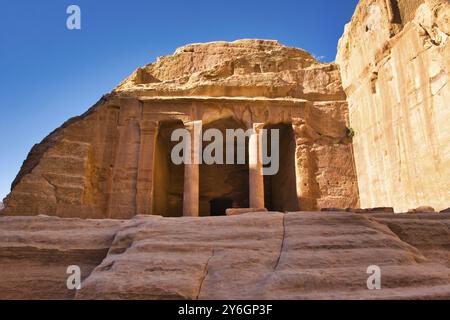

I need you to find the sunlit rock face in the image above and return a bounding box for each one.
[3,39,359,218]
[336,0,450,212]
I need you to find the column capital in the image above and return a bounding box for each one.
[253,122,265,131]
[140,120,157,134]
[246,122,265,132]
[292,120,310,138]
[184,120,202,130]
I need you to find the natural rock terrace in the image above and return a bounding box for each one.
[1,212,449,300]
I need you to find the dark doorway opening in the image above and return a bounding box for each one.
[199,117,249,216]
[263,123,299,212]
[210,198,233,216]
[152,120,185,217]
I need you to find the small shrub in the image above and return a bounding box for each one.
[346,127,355,139]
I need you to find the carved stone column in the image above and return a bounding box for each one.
[292,120,316,211]
[136,120,157,215]
[108,119,140,219]
[183,120,202,217]
[249,123,265,209]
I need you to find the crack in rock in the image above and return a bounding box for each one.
[196,248,215,300]
[273,214,286,271]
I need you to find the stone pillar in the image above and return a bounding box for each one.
[136,120,157,215]
[183,120,202,217]
[108,119,141,219]
[249,123,265,209]
[292,120,316,211]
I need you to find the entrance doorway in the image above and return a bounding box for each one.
[199,117,249,216]
[263,123,299,212]
[152,120,185,217]
[210,198,233,216]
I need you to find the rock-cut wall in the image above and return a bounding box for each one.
[336,0,450,212]
[2,40,359,218]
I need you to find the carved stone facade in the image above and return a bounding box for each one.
[3,40,359,218]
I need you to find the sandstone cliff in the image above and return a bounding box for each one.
[336,0,450,212]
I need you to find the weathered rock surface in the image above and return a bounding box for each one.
[225,208,268,216]
[3,39,359,218]
[370,213,450,269]
[0,216,130,299]
[1,212,449,300]
[336,0,450,212]
[115,40,344,101]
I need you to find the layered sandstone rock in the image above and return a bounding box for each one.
[3,39,359,218]
[336,0,450,212]
[0,215,130,299]
[1,212,449,300]
[115,40,343,101]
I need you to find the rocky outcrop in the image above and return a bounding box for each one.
[115,40,344,101]
[336,0,450,212]
[3,39,359,218]
[1,212,449,300]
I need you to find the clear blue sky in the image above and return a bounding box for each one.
[0,0,359,200]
